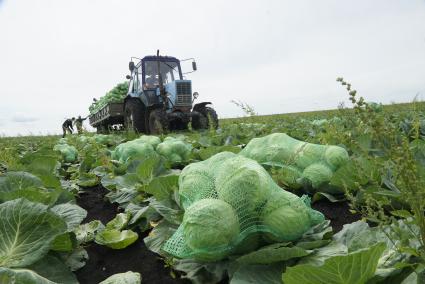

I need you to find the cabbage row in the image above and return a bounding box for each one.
[1,100,424,284]
[0,144,87,283]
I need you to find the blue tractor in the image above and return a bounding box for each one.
[124,50,218,134]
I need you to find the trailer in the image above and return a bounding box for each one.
[89,103,125,133]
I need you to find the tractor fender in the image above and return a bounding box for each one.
[124,92,161,109]
[124,96,147,113]
[141,91,162,108]
[193,102,212,112]
[124,96,144,110]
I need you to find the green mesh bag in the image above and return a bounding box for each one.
[162,152,324,261]
[239,133,349,192]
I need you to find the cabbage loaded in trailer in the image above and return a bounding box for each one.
[89,51,218,134]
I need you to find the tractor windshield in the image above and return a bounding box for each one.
[144,60,181,89]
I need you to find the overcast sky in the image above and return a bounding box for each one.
[0,0,424,136]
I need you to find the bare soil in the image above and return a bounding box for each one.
[312,199,362,233]
[75,185,189,284]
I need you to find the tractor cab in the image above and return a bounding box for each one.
[127,55,192,111]
[143,56,182,89]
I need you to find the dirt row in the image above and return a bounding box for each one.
[75,185,188,284]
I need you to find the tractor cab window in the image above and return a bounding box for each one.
[128,78,133,94]
[130,65,143,93]
[161,61,180,84]
[135,66,143,92]
[144,60,181,89]
[132,73,140,92]
[144,61,159,89]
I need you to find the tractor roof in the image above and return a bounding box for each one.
[142,55,179,62]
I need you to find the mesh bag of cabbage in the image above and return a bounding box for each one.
[162,152,325,261]
[239,133,349,191]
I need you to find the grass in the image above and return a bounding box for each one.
[220,101,425,125]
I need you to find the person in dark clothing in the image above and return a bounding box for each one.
[62,118,75,138]
[75,115,88,134]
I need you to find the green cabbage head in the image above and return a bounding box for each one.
[301,163,334,189]
[53,143,78,163]
[183,198,240,261]
[261,191,324,242]
[239,133,349,192]
[111,138,156,163]
[179,152,272,213]
[178,162,216,209]
[156,136,192,164]
[325,146,349,170]
[215,155,273,213]
[136,135,161,149]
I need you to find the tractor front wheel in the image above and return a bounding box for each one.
[148,108,169,135]
[124,99,146,133]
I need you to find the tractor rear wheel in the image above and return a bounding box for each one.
[124,99,146,133]
[148,108,169,135]
[192,107,219,130]
[192,113,208,130]
[204,107,219,129]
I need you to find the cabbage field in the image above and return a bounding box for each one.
[1,86,425,284]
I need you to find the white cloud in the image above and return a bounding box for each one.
[0,0,424,136]
[11,115,39,123]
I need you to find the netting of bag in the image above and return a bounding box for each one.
[162,152,324,261]
[239,133,349,190]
